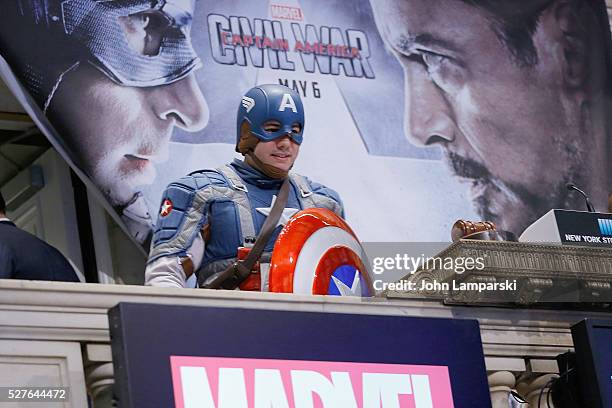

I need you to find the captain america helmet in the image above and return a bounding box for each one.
[236,84,305,148]
[0,0,200,110]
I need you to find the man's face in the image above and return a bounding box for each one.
[48,63,209,206]
[253,135,301,172]
[371,0,586,233]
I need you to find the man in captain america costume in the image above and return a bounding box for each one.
[0,0,209,244]
[145,84,344,288]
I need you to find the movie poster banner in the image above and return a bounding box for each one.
[0,0,610,248]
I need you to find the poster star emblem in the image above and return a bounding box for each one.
[332,272,361,297]
[256,195,299,227]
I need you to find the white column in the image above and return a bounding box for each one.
[86,362,114,407]
[516,374,558,408]
[84,344,115,407]
[488,371,516,408]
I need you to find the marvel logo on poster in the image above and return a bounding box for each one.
[270,4,303,21]
[171,357,452,407]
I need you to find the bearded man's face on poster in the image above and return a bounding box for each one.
[371,0,611,234]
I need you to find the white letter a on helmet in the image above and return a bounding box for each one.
[278,93,297,113]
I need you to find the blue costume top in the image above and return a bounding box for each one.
[147,159,344,287]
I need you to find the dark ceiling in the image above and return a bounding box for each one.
[0,79,48,186]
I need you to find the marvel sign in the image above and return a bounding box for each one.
[171,356,454,408]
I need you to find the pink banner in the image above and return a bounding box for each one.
[170,355,454,408]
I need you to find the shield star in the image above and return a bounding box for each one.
[332,271,362,297]
[256,195,299,227]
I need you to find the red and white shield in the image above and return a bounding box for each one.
[269,208,374,296]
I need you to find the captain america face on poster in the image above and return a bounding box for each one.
[0,0,209,242]
[47,60,208,237]
[371,0,612,234]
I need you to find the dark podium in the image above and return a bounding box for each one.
[109,302,492,408]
